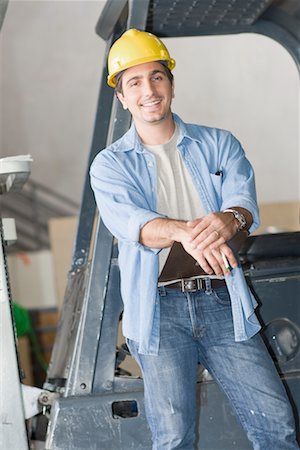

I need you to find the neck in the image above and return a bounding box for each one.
[135,115,176,145]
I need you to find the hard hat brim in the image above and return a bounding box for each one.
[107,57,176,88]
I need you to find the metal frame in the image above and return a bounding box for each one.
[0,221,30,450]
[0,159,33,450]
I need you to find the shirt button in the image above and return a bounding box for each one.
[148,161,153,167]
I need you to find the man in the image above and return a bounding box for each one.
[90,29,299,449]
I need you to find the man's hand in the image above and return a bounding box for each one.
[181,234,237,277]
[140,208,251,277]
[182,210,248,276]
[186,209,251,250]
[186,212,238,250]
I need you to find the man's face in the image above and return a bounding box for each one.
[116,61,174,129]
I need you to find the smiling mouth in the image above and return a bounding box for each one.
[141,99,161,108]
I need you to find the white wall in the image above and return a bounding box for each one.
[1,0,105,202]
[166,34,299,204]
[7,249,58,308]
[0,1,299,206]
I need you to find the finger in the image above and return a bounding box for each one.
[186,221,208,243]
[187,217,209,236]
[192,211,237,246]
[219,244,238,269]
[194,229,224,251]
[186,218,202,228]
[192,212,223,237]
[211,249,232,277]
[204,249,223,277]
[195,254,214,275]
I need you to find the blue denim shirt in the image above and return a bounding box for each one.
[90,113,261,355]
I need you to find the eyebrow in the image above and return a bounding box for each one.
[125,69,166,86]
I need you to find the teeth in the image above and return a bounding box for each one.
[143,100,160,106]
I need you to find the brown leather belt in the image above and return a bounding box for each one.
[165,278,226,293]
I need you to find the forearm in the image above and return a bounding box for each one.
[139,217,189,249]
[139,207,252,252]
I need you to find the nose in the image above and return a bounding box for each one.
[143,79,155,96]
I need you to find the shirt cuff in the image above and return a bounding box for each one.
[127,210,166,253]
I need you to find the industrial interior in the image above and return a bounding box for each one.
[0,0,299,449]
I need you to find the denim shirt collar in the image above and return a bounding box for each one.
[114,113,203,153]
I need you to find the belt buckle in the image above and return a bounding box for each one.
[196,278,205,290]
[181,278,205,292]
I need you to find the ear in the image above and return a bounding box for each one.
[116,92,128,110]
[171,80,175,99]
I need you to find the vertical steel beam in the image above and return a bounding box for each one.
[46,30,127,388]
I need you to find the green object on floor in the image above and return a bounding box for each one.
[13,302,32,337]
[13,302,48,372]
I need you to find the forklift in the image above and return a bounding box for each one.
[1,1,299,449]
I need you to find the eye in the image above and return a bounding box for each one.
[152,75,163,82]
[129,80,140,88]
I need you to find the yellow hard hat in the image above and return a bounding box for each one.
[107,28,176,88]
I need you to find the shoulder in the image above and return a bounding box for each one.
[187,125,243,157]
[91,130,135,173]
[176,116,245,165]
[186,122,233,144]
[174,114,233,145]
[99,132,132,157]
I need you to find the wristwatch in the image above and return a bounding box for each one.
[223,208,247,231]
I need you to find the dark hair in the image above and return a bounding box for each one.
[115,61,174,95]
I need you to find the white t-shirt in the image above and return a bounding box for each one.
[144,125,205,274]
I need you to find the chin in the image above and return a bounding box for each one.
[144,113,168,124]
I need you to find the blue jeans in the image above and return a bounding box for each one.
[127,286,299,450]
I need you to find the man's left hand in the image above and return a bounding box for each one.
[185,211,242,276]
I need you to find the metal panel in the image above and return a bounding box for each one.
[91,247,123,394]
[147,0,273,35]
[45,387,151,450]
[64,221,116,397]
[45,266,90,387]
[246,259,300,375]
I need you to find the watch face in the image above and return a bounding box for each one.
[237,215,246,230]
[232,210,246,229]
[223,209,246,230]
[238,213,247,229]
